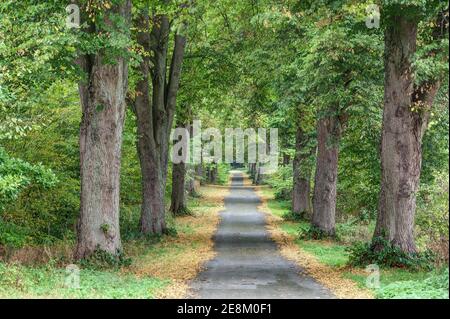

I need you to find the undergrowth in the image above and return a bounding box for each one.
[79,248,132,271]
[347,237,435,271]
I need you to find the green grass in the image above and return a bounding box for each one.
[263,192,350,268]
[345,268,449,299]
[298,240,349,267]
[0,262,169,299]
[281,222,302,235]
[263,191,291,218]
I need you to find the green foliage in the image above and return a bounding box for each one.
[79,248,132,271]
[0,1,78,140]
[0,221,30,248]
[376,268,449,299]
[335,217,374,244]
[282,210,307,222]
[298,224,333,240]
[216,163,231,185]
[265,166,293,200]
[0,147,57,214]
[347,237,435,270]
[416,170,449,262]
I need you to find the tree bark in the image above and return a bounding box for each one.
[170,161,187,215]
[170,120,191,215]
[373,14,444,253]
[195,163,204,185]
[134,11,187,234]
[312,116,341,236]
[75,1,131,259]
[248,163,256,181]
[207,164,218,184]
[186,165,198,196]
[292,127,313,216]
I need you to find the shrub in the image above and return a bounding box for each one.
[298,224,333,240]
[0,220,31,248]
[216,163,231,185]
[282,210,307,222]
[0,147,57,213]
[265,166,293,200]
[347,237,435,271]
[416,171,449,264]
[335,218,374,244]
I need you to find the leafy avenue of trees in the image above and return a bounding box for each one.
[0,0,449,274]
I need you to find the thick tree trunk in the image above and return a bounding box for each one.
[373,15,443,253]
[137,140,166,233]
[292,127,312,216]
[170,161,187,215]
[134,11,166,234]
[76,1,131,259]
[312,116,341,236]
[134,11,186,234]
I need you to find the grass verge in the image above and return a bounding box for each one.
[257,186,449,299]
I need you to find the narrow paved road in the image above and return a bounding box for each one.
[189,171,334,299]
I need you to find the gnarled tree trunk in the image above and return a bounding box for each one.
[312,116,341,236]
[373,14,444,253]
[76,1,131,259]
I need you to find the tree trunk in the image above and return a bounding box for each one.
[195,163,204,186]
[134,11,187,234]
[248,163,256,180]
[292,127,312,216]
[170,103,192,214]
[170,161,187,215]
[170,121,189,216]
[186,165,198,196]
[282,153,290,166]
[254,163,262,185]
[75,1,131,259]
[312,116,341,236]
[208,164,218,184]
[373,14,444,253]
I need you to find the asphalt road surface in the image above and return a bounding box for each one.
[189,171,334,299]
